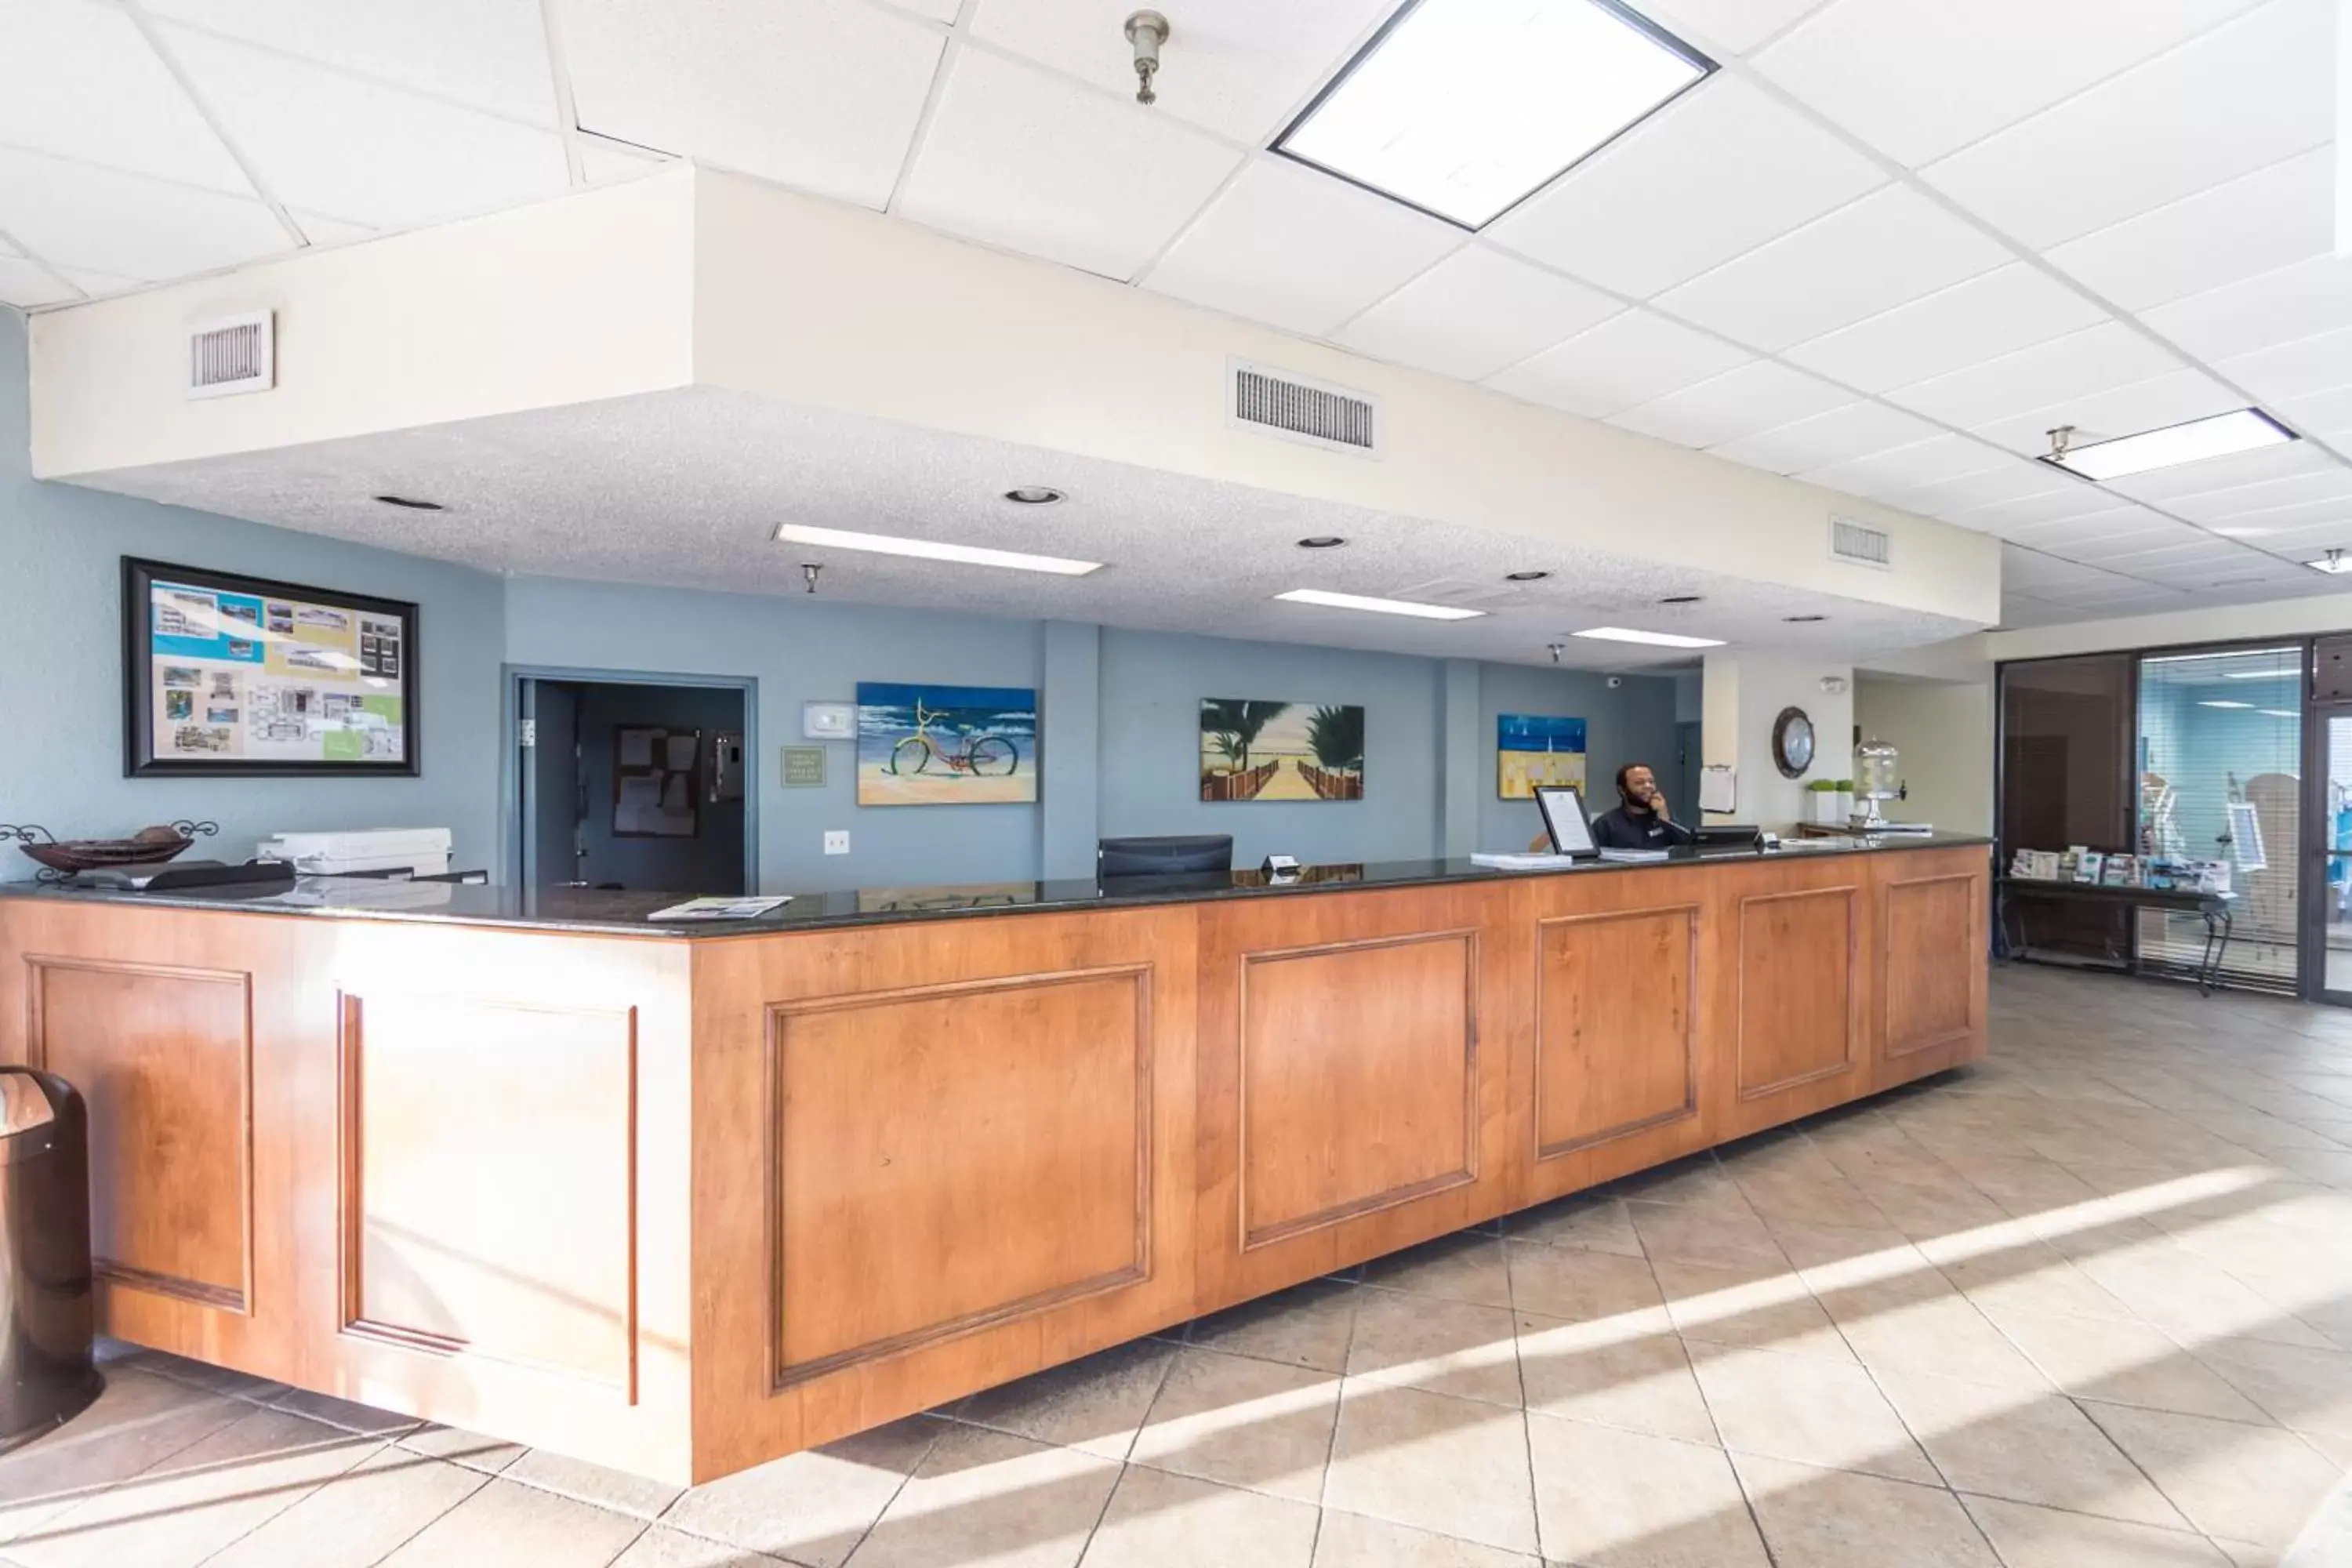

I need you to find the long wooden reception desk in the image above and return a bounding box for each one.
[0,837,1988,1482]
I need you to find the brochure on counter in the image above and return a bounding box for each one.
[647,895,793,922]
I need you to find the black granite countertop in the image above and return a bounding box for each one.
[0,834,1991,939]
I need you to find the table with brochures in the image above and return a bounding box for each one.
[1996,875,2236,996]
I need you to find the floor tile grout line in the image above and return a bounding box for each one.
[1505,1221,1545,1566]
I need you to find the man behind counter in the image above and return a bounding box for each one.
[1589,762,1693,851]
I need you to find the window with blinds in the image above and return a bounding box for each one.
[2136,645,2303,993]
[1999,654,2135,961]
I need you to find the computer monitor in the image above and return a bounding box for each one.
[1097,835,1234,878]
[1693,824,1763,850]
[1532,786,1597,857]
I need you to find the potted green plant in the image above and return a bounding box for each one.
[1807,778,1842,826]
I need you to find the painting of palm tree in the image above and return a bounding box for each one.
[1200,698,1364,802]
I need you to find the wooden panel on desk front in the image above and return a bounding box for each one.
[769,967,1151,1384]
[1883,872,1981,1057]
[1534,906,1698,1158]
[1734,885,1858,1100]
[28,957,252,1312]
[1239,931,1477,1247]
[340,992,639,1396]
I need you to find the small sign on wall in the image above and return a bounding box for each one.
[781,746,827,788]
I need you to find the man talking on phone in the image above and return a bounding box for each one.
[1589,763,1693,851]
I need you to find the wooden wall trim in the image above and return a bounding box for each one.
[1882,871,1986,1059]
[1532,905,1700,1160]
[1236,927,1480,1249]
[764,962,1155,1388]
[336,993,643,1403]
[1733,885,1860,1102]
[27,953,255,1316]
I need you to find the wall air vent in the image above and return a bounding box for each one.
[1829,515,1893,570]
[186,310,274,399]
[1229,359,1381,456]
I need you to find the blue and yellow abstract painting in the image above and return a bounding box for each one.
[1497,713,1586,799]
[855,682,1038,806]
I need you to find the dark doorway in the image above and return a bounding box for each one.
[517,677,750,894]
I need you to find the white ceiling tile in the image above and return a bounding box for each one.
[897,48,1242,281]
[560,0,942,210]
[2232,519,2352,550]
[55,265,145,300]
[1635,0,1829,54]
[2276,383,2352,435]
[1753,0,2259,169]
[0,0,250,194]
[1792,432,2013,499]
[2063,523,2231,561]
[158,25,569,231]
[1606,360,1849,448]
[0,146,289,278]
[1879,461,2082,518]
[1482,307,1751,419]
[1921,0,2333,249]
[1968,368,2243,456]
[1882,321,2190,428]
[2101,435,2340,505]
[144,0,558,122]
[2169,492,2352,534]
[1781,264,2107,393]
[576,135,671,187]
[1334,247,1621,382]
[967,0,1392,144]
[0,252,77,309]
[2002,508,2189,549]
[1652,185,2009,350]
[2217,326,2352,404]
[2140,254,2352,362]
[1707,400,1944,475]
[2043,148,2331,312]
[1485,74,1883,299]
[2168,468,2352,523]
[1944,488,2149,534]
[1142,158,1462,335]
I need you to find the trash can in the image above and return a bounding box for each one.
[0,1066,98,1450]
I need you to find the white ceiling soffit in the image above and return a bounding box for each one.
[72,387,1980,667]
[5,0,2352,630]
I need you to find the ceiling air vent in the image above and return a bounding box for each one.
[1829,515,1893,570]
[1229,359,1381,457]
[186,310,274,399]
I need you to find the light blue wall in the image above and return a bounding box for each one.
[503,575,1047,891]
[1478,665,1682,851]
[0,307,505,881]
[1098,629,1444,869]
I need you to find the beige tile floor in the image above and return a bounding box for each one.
[9,965,2352,1566]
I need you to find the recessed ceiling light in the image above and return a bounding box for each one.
[1573,626,1726,648]
[372,494,444,510]
[2040,408,2296,481]
[1297,535,1348,549]
[1783,614,1827,623]
[1275,587,1486,620]
[1274,0,1712,230]
[2197,699,2256,709]
[2307,550,2352,575]
[1658,594,1703,604]
[1002,486,1065,506]
[775,523,1102,575]
[1504,569,1552,582]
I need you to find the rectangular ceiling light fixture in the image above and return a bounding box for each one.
[1572,626,1726,648]
[774,523,1101,575]
[1275,0,1714,229]
[1275,587,1487,619]
[2196,699,2256,709]
[2039,408,2296,481]
[2307,552,2352,574]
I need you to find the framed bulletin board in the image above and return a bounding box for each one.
[613,725,700,838]
[123,557,421,779]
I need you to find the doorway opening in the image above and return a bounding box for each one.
[510,670,756,895]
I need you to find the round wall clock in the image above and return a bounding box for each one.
[1772,707,1816,779]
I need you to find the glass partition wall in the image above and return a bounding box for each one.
[1998,640,2313,997]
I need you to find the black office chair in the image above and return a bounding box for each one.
[1098,835,1233,878]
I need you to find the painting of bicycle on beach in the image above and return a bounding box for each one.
[856,682,1037,805]
[1200,699,1364,802]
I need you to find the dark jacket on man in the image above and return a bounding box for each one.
[1589,803,1693,850]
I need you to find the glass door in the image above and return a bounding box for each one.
[2310,710,2352,1002]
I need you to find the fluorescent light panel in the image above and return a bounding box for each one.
[774,524,1101,575]
[1275,588,1486,619]
[2307,553,2352,574]
[1573,626,1725,648]
[2041,408,2296,481]
[2196,699,2255,709]
[1276,0,1711,229]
